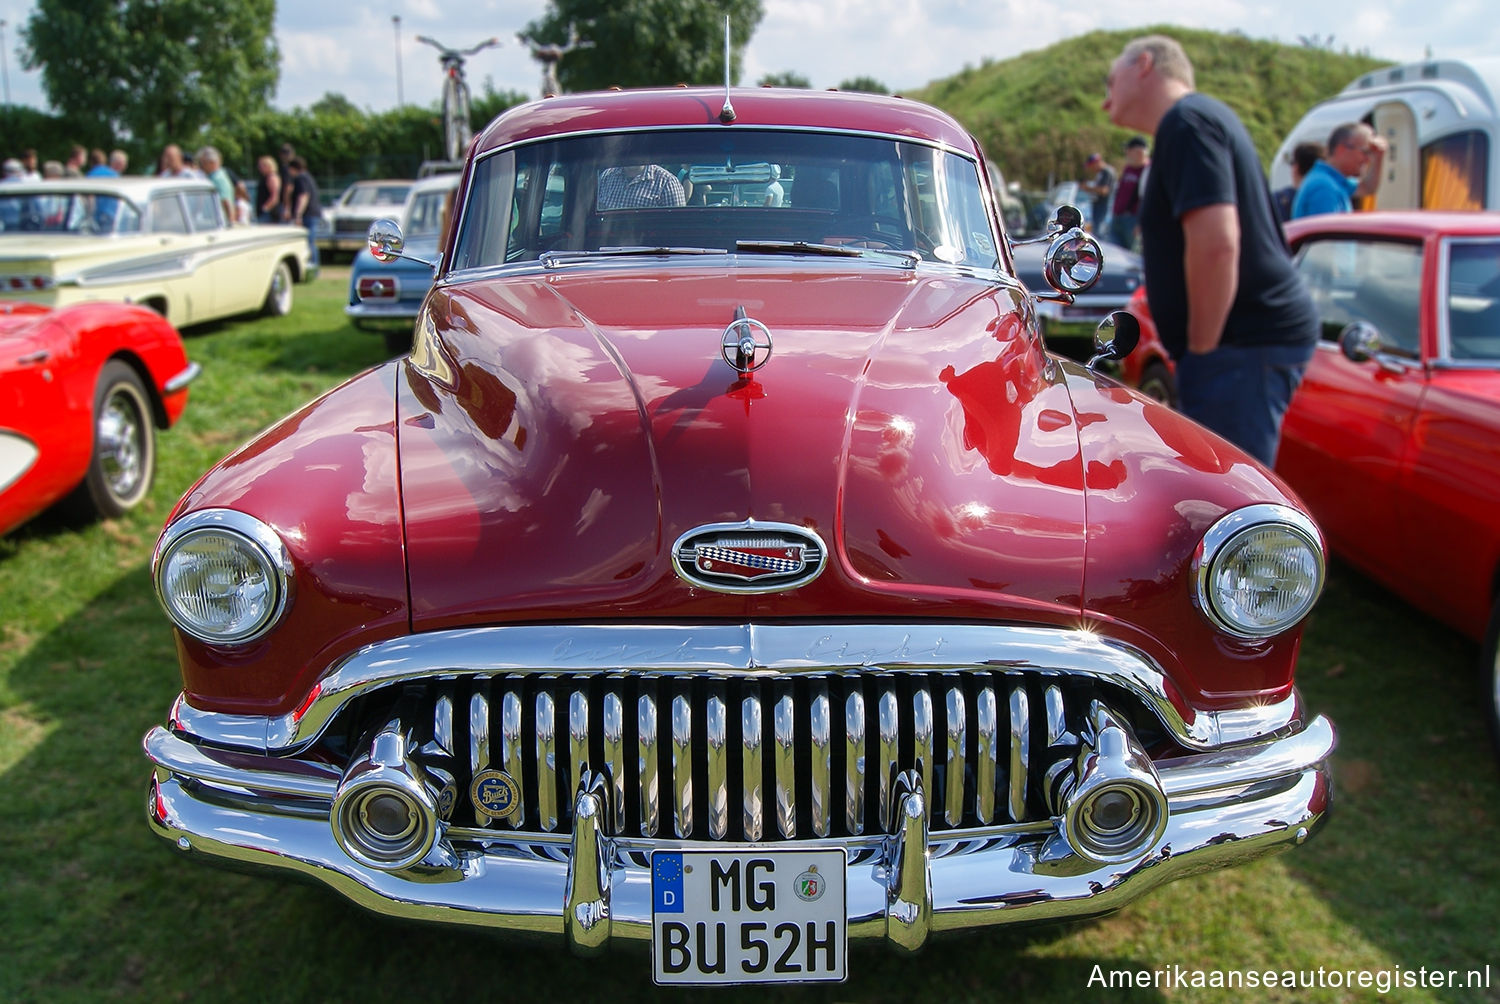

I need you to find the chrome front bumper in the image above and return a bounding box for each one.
[145,711,1334,951]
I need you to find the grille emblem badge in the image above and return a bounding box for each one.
[672,520,827,593]
[470,769,522,820]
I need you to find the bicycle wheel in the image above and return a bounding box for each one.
[442,77,471,161]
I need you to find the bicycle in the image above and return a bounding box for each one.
[416,35,501,162]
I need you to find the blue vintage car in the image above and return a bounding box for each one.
[345,173,461,353]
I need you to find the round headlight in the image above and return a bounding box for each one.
[153,510,293,645]
[1193,504,1324,638]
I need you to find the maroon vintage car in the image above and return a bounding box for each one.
[143,87,1334,984]
[2,301,197,535]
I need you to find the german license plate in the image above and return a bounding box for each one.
[651,848,847,985]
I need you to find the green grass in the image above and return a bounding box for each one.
[2,269,1498,1002]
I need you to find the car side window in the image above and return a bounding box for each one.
[184,191,221,231]
[149,195,190,234]
[1295,238,1423,358]
[1445,239,1500,361]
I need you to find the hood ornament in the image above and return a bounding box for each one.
[673,520,826,594]
[722,305,773,376]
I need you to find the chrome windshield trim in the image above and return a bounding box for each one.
[166,623,1307,755]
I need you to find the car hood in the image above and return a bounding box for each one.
[396,263,1093,630]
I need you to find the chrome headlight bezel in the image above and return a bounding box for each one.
[152,509,294,646]
[1192,504,1325,639]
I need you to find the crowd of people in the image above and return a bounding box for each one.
[3,140,324,265]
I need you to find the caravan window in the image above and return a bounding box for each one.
[1422,131,1488,210]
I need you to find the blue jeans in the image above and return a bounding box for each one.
[1175,342,1314,467]
[1108,213,1137,250]
[303,216,322,269]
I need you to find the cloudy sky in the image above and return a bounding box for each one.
[0,0,1497,116]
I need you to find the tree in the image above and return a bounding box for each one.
[521,0,764,93]
[310,93,361,119]
[21,0,278,150]
[758,71,810,88]
[837,76,889,94]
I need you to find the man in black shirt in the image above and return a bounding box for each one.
[286,156,324,270]
[1103,34,1317,466]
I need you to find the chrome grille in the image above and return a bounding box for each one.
[407,671,1105,840]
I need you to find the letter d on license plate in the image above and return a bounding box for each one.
[651,848,846,985]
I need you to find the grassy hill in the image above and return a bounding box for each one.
[909,26,1389,187]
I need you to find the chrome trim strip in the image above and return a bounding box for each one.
[432,686,454,758]
[944,685,966,827]
[844,687,866,836]
[145,713,1334,941]
[671,691,692,838]
[809,682,832,838]
[974,685,997,825]
[1045,684,1075,747]
[167,624,1307,755]
[773,691,796,838]
[742,694,764,841]
[1008,684,1030,823]
[163,362,202,394]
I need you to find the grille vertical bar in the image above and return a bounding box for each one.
[569,689,588,806]
[602,690,626,835]
[706,684,729,840]
[944,683,967,827]
[844,687,866,835]
[638,685,659,837]
[975,685,998,825]
[469,684,492,829]
[501,688,524,829]
[1007,683,1030,823]
[809,681,832,838]
[877,687,899,829]
[913,684,934,802]
[537,690,558,831]
[742,694,764,841]
[671,689,693,838]
[773,690,796,838]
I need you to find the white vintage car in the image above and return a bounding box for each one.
[0,176,312,328]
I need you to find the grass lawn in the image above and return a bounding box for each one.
[1,268,1497,1002]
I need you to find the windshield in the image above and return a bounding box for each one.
[0,192,141,235]
[451,129,1000,271]
[346,184,411,207]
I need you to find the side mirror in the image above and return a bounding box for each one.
[367,218,405,263]
[1086,311,1141,369]
[1042,228,1103,295]
[1050,205,1084,233]
[1339,321,1382,363]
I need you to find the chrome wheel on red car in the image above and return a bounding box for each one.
[67,361,155,519]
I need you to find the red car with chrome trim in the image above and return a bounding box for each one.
[143,86,1334,984]
[2,301,197,535]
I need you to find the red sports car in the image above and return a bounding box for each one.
[1,301,197,535]
[1122,211,1500,754]
[143,86,1334,984]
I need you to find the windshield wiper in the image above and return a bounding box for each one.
[735,240,919,269]
[540,246,726,268]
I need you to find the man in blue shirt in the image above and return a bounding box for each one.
[1291,122,1386,218]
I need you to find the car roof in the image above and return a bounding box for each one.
[0,176,217,199]
[1285,210,1500,242]
[473,87,981,156]
[409,173,461,196]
